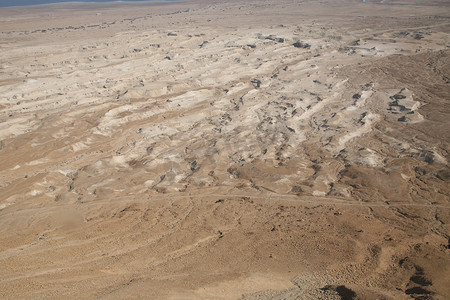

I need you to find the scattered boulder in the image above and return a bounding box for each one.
[257,34,284,43]
[414,33,424,40]
[190,160,199,172]
[251,78,261,89]
[293,41,311,49]
[352,93,361,99]
[392,94,406,100]
[291,186,303,194]
[398,116,409,122]
[265,35,284,43]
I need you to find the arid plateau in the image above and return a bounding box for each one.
[0,0,449,299]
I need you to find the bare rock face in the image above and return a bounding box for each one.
[0,0,449,299]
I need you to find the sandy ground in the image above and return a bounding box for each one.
[0,0,449,298]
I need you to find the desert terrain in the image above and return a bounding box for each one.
[0,0,449,298]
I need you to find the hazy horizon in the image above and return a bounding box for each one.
[0,0,178,8]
